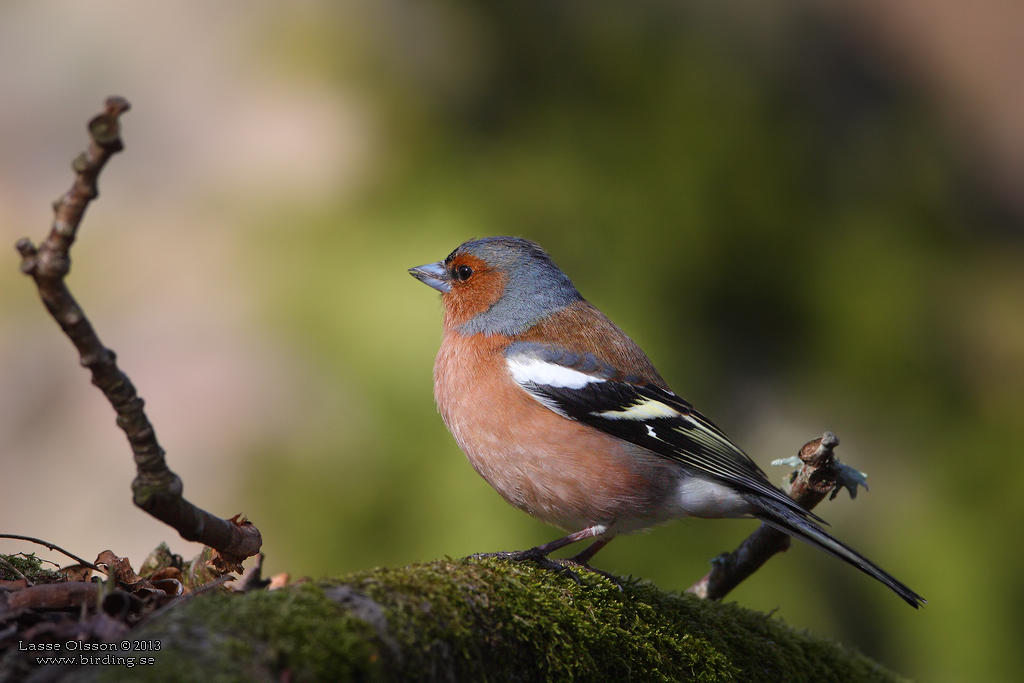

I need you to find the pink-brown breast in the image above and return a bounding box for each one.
[433,327,681,533]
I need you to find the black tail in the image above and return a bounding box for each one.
[754,501,926,609]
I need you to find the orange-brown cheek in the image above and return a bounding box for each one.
[443,268,507,328]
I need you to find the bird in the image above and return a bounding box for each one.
[409,236,925,608]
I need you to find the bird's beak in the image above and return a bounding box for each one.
[408,261,451,293]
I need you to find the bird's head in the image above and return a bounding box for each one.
[409,237,582,336]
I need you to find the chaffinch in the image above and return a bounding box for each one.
[410,236,924,608]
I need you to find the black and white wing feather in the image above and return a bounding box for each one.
[505,342,822,522]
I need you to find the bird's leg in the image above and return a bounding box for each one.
[471,525,621,586]
[518,525,609,559]
[472,525,605,562]
[567,538,612,565]
[555,538,624,588]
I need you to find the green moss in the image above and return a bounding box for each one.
[85,559,907,683]
[94,583,383,683]
[0,553,63,584]
[336,558,901,683]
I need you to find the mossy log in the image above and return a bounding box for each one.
[65,558,905,683]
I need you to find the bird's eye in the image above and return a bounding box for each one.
[454,265,474,282]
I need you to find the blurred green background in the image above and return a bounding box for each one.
[2,2,1023,681]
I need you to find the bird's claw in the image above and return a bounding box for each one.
[469,549,543,562]
[556,556,626,590]
[468,550,624,589]
[469,550,583,583]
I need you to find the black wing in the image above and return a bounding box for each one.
[505,345,822,522]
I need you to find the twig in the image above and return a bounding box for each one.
[687,432,862,601]
[14,97,262,562]
[0,534,99,571]
[6,582,100,611]
[0,556,32,587]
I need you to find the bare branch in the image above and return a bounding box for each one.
[0,557,31,587]
[6,582,101,611]
[0,534,99,571]
[687,432,862,601]
[15,97,261,562]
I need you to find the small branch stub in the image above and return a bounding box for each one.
[687,432,862,601]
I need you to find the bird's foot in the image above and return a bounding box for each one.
[552,555,625,590]
[469,549,542,562]
[469,549,623,589]
[470,549,583,583]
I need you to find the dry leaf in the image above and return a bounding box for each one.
[61,564,93,582]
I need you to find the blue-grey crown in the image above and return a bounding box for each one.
[451,237,582,336]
